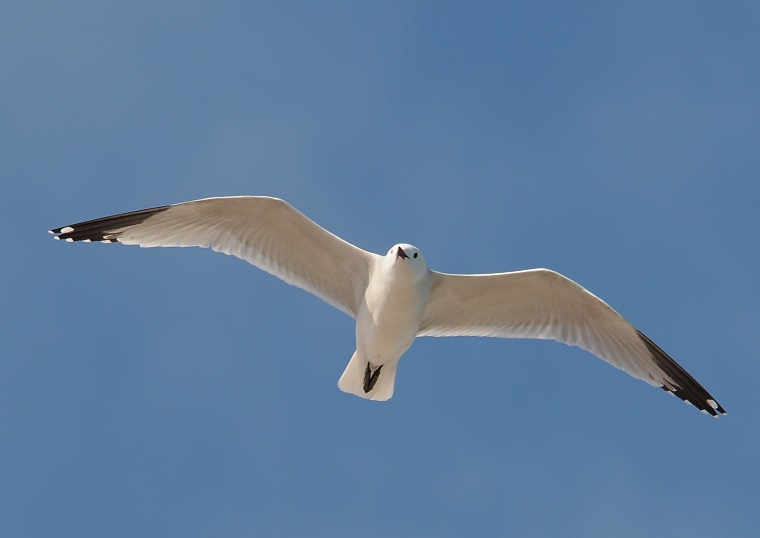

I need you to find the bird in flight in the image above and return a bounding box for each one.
[50,196,725,416]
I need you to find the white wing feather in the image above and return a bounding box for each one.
[51,196,375,318]
[419,269,722,414]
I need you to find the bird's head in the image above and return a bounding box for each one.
[385,244,428,280]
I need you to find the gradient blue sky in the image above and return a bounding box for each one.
[3,2,759,536]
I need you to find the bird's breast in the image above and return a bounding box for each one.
[355,274,429,364]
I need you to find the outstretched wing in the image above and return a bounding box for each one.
[419,268,725,416]
[50,196,376,318]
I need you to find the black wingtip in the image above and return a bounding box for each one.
[49,205,171,243]
[637,330,726,417]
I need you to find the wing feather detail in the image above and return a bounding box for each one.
[419,269,725,416]
[50,196,375,318]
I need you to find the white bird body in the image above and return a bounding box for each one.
[340,245,431,400]
[50,196,726,416]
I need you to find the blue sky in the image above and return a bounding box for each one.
[3,1,759,536]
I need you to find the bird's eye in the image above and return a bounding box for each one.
[413,253,418,258]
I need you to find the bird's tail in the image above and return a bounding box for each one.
[338,351,398,402]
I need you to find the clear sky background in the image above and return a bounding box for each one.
[3,2,759,536]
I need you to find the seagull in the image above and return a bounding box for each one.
[50,196,725,416]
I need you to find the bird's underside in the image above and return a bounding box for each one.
[50,196,726,417]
